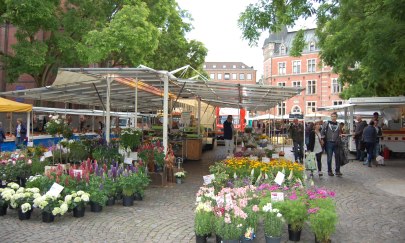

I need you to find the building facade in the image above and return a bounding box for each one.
[203,62,257,84]
[262,28,343,117]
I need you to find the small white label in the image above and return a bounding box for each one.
[27,142,34,147]
[40,156,45,162]
[203,174,215,185]
[274,171,285,186]
[129,152,138,160]
[73,170,83,177]
[262,157,270,163]
[124,158,133,164]
[271,192,285,202]
[44,151,53,158]
[272,154,279,159]
[46,183,64,197]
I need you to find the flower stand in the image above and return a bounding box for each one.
[18,209,32,220]
[42,211,55,223]
[90,202,103,212]
[0,205,8,216]
[73,206,85,218]
[265,235,281,243]
[122,195,134,206]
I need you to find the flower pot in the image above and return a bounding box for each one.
[73,206,85,218]
[122,195,134,206]
[223,239,240,243]
[133,192,143,201]
[288,224,302,242]
[216,235,222,243]
[115,193,123,200]
[42,211,55,223]
[18,209,32,220]
[106,197,115,206]
[265,235,281,243]
[195,234,209,243]
[90,202,103,212]
[0,204,8,216]
[176,178,182,184]
[315,235,331,243]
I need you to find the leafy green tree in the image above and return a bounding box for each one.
[238,0,405,97]
[0,0,207,88]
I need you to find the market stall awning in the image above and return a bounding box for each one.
[0,97,32,112]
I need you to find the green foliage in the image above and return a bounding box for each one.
[194,210,214,236]
[238,0,405,97]
[308,198,338,242]
[276,198,307,231]
[214,216,246,240]
[26,175,53,193]
[118,170,150,197]
[92,146,122,165]
[30,158,49,175]
[68,141,89,163]
[208,162,230,193]
[119,128,142,151]
[290,29,305,57]
[45,117,73,139]
[88,175,107,206]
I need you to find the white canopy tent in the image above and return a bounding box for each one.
[1,66,304,153]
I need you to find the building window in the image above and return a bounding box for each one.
[307,80,316,94]
[278,62,286,75]
[232,73,237,80]
[280,44,286,55]
[222,65,226,68]
[217,73,222,80]
[224,73,230,80]
[277,102,286,116]
[292,105,301,114]
[307,59,316,73]
[292,61,301,74]
[309,41,316,51]
[247,73,252,80]
[292,81,301,87]
[239,73,245,80]
[209,73,215,79]
[277,82,286,87]
[333,100,343,106]
[233,65,236,68]
[332,78,342,93]
[306,101,316,113]
[213,65,216,68]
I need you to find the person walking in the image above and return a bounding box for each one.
[353,115,367,161]
[363,120,377,167]
[308,122,324,176]
[289,118,304,163]
[14,118,27,149]
[223,115,234,156]
[321,112,342,176]
[0,122,6,153]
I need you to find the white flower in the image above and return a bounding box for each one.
[262,203,272,212]
[65,195,72,203]
[52,207,61,216]
[16,187,25,193]
[60,203,68,215]
[74,197,81,203]
[81,194,89,202]
[76,191,84,196]
[26,188,40,194]
[276,213,282,218]
[21,203,31,213]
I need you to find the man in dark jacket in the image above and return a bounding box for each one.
[223,115,234,155]
[321,112,342,176]
[363,120,377,167]
[353,116,367,161]
[289,119,304,163]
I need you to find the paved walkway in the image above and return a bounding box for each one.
[0,145,404,243]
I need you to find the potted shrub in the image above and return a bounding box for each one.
[64,191,90,217]
[9,186,41,220]
[120,128,142,152]
[262,202,284,243]
[33,194,68,223]
[104,176,117,206]
[88,176,108,212]
[194,202,214,243]
[118,169,138,206]
[308,198,338,243]
[174,171,186,184]
[133,171,150,201]
[0,187,14,216]
[277,191,308,241]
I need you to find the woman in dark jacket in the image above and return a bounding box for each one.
[308,122,324,176]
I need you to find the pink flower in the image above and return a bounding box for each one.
[252,205,259,212]
[308,207,319,214]
[27,159,32,165]
[289,191,297,200]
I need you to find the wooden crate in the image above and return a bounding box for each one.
[149,172,167,186]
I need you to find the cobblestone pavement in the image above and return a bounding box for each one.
[0,145,404,243]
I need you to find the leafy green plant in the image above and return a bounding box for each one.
[308,198,338,242]
[64,191,90,210]
[262,202,284,237]
[120,128,142,151]
[68,141,89,163]
[194,203,214,236]
[88,176,108,206]
[277,196,308,232]
[30,158,49,175]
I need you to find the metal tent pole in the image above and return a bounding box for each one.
[106,75,112,144]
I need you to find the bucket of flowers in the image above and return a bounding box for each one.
[9,184,41,220]
[33,194,68,223]
[174,171,186,184]
[0,187,15,216]
[64,191,90,218]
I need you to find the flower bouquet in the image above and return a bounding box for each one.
[64,191,90,217]
[262,202,284,241]
[174,171,186,184]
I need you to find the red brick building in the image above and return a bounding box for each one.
[262,28,343,117]
[204,62,257,84]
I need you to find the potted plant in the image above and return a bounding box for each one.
[64,191,90,217]
[88,176,108,212]
[33,194,68,223]
[133,171,150,201]
[277,191,308,241]
[0,187,14,216]
[120,128,142,152]
[195,202,214,243]
[308,198,338,243]
[118,169,138,206]
[103,176,117,206]
[262,202,284,243]
[9,186,41,220]
[174,171,186,184]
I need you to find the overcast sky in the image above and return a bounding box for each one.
[176,0,316,81]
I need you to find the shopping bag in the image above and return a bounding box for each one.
[305,152,317,171]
